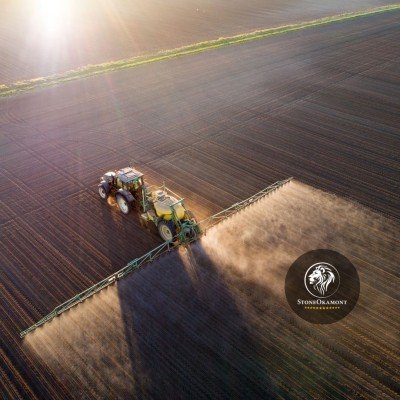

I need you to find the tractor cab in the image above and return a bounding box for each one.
[115,167,144,193]
[98,167,145,214]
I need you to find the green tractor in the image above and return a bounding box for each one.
[98,167,200,243]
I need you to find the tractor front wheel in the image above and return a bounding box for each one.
[116,194,131,215]
[158,220,176,242]
[98,184,109,200]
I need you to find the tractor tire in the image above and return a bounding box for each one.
[181,225,198,242]
[116,194,131,215]
[158,220,176,242]
[98,183,109,200]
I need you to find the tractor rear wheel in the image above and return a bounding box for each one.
[158,220,176,242]
[116,194,131,215]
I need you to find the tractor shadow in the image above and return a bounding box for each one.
[118,241,281,399]
[98,195,161,271]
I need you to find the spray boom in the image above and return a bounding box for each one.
[20,177,292,338]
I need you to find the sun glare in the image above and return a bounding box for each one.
[35,0,72,36]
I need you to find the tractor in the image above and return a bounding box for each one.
[98,167,200,242]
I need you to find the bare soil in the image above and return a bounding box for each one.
[1,10,399,400]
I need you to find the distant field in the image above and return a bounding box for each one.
[1,9,399,400]
[0,0,396,83]
[2,4,399,98]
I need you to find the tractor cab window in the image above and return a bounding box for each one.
[127,179,141,190]
[126,180,139,191]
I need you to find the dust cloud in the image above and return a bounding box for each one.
[200,180,398,304]
[25,286,138,399]
[199,181,399,338]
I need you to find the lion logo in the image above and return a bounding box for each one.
[304,262,340,298]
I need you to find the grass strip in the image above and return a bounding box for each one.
[1,4,399,97]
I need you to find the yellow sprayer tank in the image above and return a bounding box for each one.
[153,190,185,220]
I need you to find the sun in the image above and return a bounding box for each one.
[35,0,71,36]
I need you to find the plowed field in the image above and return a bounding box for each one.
[1,9,400,400]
